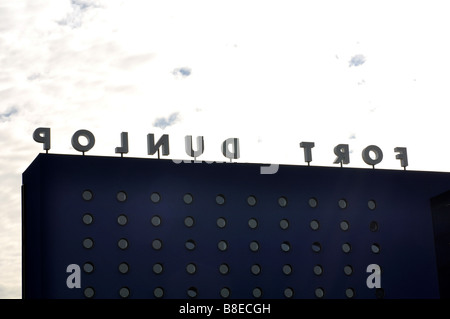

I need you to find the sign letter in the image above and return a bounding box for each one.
[66,264,81,289]
[115,132,129,156]
[71,130,95,154]
[394,147,408,169]
[185,135,204,159]
[222,138,240,161]
[33,127,51,152]
[147,134,170,157]
[362,145,383,167]
[300,142,315,165]
[366,264,381,289]
[333,144,350,166]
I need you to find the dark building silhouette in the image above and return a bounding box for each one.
[22,153,450,299]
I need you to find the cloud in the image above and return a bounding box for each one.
[57,0,100,28]
[172,67,192,78]
[349,54,366,67]
[0,107,18,122]
[27,73,42,81]
[153,112,180,129]
[113,53,156,70]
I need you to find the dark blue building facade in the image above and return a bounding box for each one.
[22,153,450,299]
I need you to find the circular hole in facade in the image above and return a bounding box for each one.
[312,242,322,253]
[117,191,127,202]
[340,220,350,231]
[313,265,323,276]
[371,243,381,254]
[151,215,161,227]
[154,287,164,298]
[342,242,352,253]
[82,190,93,201]
[248,218,258,229]
[338,199,348,209]
[150,192,161,203]
[187,287,198,298]
[83,262,94,274]
[82,213,93,225]
[216,194,225,205]
[118,238,129,250]
[82,238,94,249]
[186,263,197,274]
[368,200,376,210]
[345,288,355,299]
[344,265,353,276]
[152,239,163,250]
[216,217,227,228]
[251,264,261,275]
[284,287,294,298]
[84,287,95,298]
[219,263,229,275]
[310,219,320,231]
[184,216,195,228]
[249,241,259,252]
[280,219,289,230]
[282,264,292,275]
[217,240,228,251]
[185,239,196,251]
[153,263,163,274]
[247,195,257,207]
[252,287,262,298]
[281,241,291,252]
[278,196,288,207]
[370,221,379,232]
[119,287,130,298]
[117,214,128,226]
[315,287,325,299]
[183,193,193,204]
[220,287,231,298]
[309,197,318,208]
[118,262,129,274]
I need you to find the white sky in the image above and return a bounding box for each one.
[2,0,450,298]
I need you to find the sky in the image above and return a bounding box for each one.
[2,0,450,299]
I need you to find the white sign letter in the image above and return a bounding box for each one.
[66,264,81,289]
[221,138,240,161]
[185,135,204,159]
[366,264,381,289]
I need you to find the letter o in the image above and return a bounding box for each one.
[362,145,383,166]
[72,130,95,153]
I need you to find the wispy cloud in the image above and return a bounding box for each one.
[153,112,180,129]
[27,73,42,81]
[349,54,366,67]
[57,0,100,28]
[0,107,18,122]
[172,67,192,78]
[113,53,156,70]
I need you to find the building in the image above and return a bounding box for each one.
[22,153,450,299]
